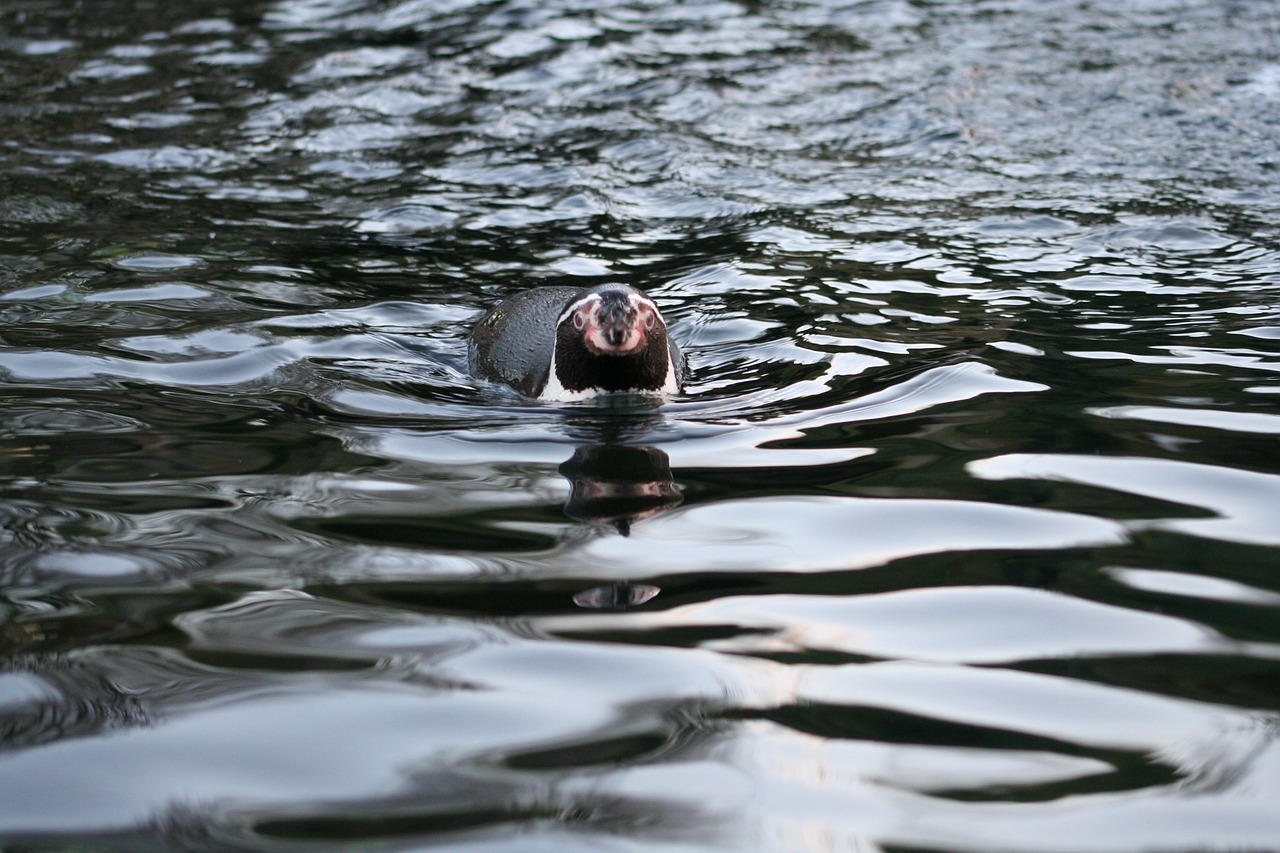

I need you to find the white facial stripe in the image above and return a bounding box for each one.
[557,292,666,326]
[627,293,661,322]
[556,293,602,326]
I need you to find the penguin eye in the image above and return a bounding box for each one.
[643,311,657,330]
[573,311,587,331]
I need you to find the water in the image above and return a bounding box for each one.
[3,0,1280,850]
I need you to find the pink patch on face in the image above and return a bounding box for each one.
[573,299,652,356]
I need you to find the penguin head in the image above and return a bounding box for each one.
[560,284,664,357]
[547,284,680,399]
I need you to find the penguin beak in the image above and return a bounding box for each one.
[599,298,633,348]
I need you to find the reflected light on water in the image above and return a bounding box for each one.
[3,0,1280,849]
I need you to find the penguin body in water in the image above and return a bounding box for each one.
[468,284,684,401]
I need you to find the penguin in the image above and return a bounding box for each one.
[468,284,685,401]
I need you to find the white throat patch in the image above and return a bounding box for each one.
[540,339,680,403]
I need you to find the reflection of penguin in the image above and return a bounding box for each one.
[558,444,682,535]
[573,582,661,610]
[468,284,685,400]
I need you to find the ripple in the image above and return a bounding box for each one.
[0,344,305,387]
[175,588,498,665]
[4,0,1280,849]
[969,454,1280,547]
[84,282,209,299]
[1090,404,1280,435]
[0,678,567,834]
[30,550,162,580]
[1107,567,1280,606]
[353,200,459,234]
[1065,345,1280,375]
[2,407,143,434]
[638,585,1229,664]
[568,495,1125,576]
[95,146,234,171]
[0,195,84,224]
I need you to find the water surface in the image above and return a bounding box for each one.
[3,0,1280,850]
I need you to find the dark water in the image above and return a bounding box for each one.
[3,0,1280,850]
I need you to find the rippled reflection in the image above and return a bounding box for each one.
[560,444,682,534]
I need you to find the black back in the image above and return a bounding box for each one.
[467,286,582,397]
